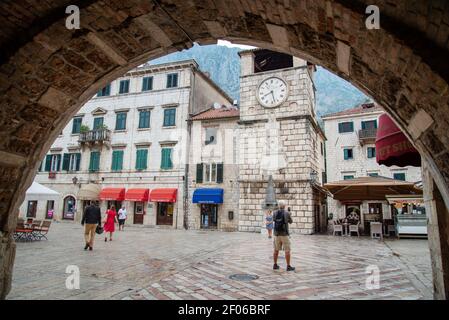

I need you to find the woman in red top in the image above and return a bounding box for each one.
[103,205,118,242]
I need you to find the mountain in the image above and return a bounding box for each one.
[150,44,369,118]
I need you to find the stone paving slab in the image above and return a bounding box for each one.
[7,222,433,300]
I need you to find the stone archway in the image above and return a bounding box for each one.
[0,0,448,299]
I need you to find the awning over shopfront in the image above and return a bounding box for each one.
[149,188,177,202]
[375,114,421,167]
[77,184,101,200]
[324,176,422,201]
[99,188,126,201]
[192,188,224,204]
[125,188,149,202]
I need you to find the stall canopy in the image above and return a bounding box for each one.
[192,188,224,204]
[376,114,421,167]
[99,188,126,201]
[77,184,101,200]
[324,176,422,201]
[125,188,149,202]
[149,188,177,202]
[26,182,59,200]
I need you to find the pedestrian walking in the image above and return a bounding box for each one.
[81,200,102,251]
[273,200,295,271]
[118,205,127,231]
[265,209,274,238]
[103,205,118,242]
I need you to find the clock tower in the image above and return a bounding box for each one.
[237,49,327,235]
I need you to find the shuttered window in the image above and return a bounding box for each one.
[160,148,173,169]
[119,79,130,94]
[393,173,406,181]
[142,76,153,91]
[97,84,111,97]
[93,117,104,129]
[72,117,82,134]
[367,147,376,158]
[196,163,203,183]
[163,108,176,127]
[89,151,100,172]
[338,122,354,133]
[166,73,178,88]
[115,112,127,130]
[135,149,148,171]
[216,163,223,183]
[138,110,151,128]
[361,120,377,129]
[343,148,354,160]
[62,153,81,171]
[111,150,124,171]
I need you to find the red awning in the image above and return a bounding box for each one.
[149,188,177,202]
[375,114,421,167]
[125,189,149,202]
[99,188,126,201]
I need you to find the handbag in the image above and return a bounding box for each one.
[95,225,104,234]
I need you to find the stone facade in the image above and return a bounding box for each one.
[322,105,422,225]
[238,50,326,235]
[33,60,231,228]
[0,0,448,299]
[188,107,240,231]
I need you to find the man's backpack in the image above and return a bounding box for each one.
[274,210,287,233]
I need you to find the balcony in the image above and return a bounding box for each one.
[79,129,111,147]
[358,128,377,145]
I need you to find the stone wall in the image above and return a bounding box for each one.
[1,0,449,299]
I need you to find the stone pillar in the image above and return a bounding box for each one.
[0,211,17,299]
[422,162,449,300]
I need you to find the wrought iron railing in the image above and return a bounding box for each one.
[358,128,377,140]
[79,129,111,144]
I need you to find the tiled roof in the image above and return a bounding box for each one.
[321,103,383,119]
[191,106,240,121]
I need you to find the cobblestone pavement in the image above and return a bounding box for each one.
[8,222,433,300]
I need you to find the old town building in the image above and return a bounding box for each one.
[31,60,232,228]
[187,105,240,231]
[237,49,327,235]
[322,103,422,228]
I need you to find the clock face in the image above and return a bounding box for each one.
[256,77,288,108]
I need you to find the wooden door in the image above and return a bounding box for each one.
[156,203,173,225]
[133,202,144,224]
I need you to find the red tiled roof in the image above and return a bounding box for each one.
[322,103,383,118]
[191,106,240,121]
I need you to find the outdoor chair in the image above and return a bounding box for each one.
[333,222,343,236]
[33,220,51,240]
[348,223,360,237]
[370,222,383,240]
[387,225,396,237]
[14,222,34,242]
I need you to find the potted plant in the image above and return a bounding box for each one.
[80,124,90,133]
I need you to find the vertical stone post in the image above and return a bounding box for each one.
[0,211,17,299]
[422,161,449,299]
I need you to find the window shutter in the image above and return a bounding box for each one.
[62,153,70,171]
[196,163,203,183]
[142,149,148,170]
[45,155,52,172]
[216,163,223,183]
[75,153,81,171]
[118,151,123,170]
[56,154,62,171]
[361,121,366,130]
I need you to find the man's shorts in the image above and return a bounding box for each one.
[274,236,291,252]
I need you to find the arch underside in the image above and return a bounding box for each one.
[0,0,448,299]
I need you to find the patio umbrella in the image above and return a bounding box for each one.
[324,176,422,201]
[375,114,421,167]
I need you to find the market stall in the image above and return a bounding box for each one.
[386,195,427,238]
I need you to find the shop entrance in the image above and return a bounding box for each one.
[107,200,122,212]
[62,196,76,220]
[200,204,218,229]
[156,202,173,226]
[133,202,144,224]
